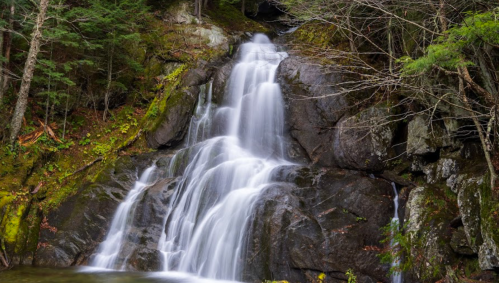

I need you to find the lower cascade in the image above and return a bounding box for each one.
[90,34,290,280]
[391,183,403,283]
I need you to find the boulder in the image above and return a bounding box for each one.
[163,1,198,24]
[450,227,475,256]
[277,56,348,166]
[332,106,395,171]
[406,115,457,156]
[404,187,456,281]
[455,173,484,252]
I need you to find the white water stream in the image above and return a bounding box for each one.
[391,182,403,283]
[90,166,157,270]
[158,34,290,280]
[90,34,290,281]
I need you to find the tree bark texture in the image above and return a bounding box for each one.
[1,2,15,96]
[10,0,49,145]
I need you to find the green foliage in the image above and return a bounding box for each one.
[402,8,499,74]
[79,133,91,146]
[166,64,187,82]
[346,269,357,283]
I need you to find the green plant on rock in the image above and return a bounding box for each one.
[166,64,187,82]
[346,269,357,283]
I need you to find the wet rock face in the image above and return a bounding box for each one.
[34,154,172,268]
[35,156,150,267]
[277,56,347,167]
[123,177,178,271]
[212,60,233,104]
[244,166,394,283]
[145,67,211,149]
[277,56,395,171]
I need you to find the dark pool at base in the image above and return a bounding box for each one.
[0,266,240,283]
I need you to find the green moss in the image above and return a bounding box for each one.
[1,203,27,244]
[479,174,499,247]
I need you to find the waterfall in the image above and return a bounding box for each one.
[90,166,157,270]
[157,34,290,280]
[391,182,403,283]
[86,34,289,280]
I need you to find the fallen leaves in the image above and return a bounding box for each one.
[18,119,61,146]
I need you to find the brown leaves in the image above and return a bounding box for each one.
[31,181,43,194]
[18,119,61,146]
[40,216,57,233]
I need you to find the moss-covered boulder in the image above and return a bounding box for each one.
[404,186,456,282]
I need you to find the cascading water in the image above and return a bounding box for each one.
[391,182,403,283]
[157,34,290,280]
[90,166,157,270]
[86,34,289,281]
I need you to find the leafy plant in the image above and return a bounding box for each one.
[346,269,357,283]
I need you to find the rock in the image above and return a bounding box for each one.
[182,68,209,88]
[450,227,475,255]
[478,181,499,270]
[244,166,394,283]
[277,56,395,171]
[404,186,456,281]
[146,88,198,149]
[212,60,233,104]
[277,56,348,166]
[479,241,499,270]
[123,177,178,271]
[456,173,484,252]
[423,158,459,184]
[332,106,395,171]
[35,155,156,267]
[406,115,456,156]
[192,25,229,50]
[163,1,198,24]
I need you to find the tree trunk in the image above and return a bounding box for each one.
[459,72,497,190]
[9,0,49,145]
[0,18,4,105]
[241,0,245,14]
[197,0,202,22]
[1,2,14,95]
[388,16,394,75]
[62,92,69,140]
[103,42,114,121]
